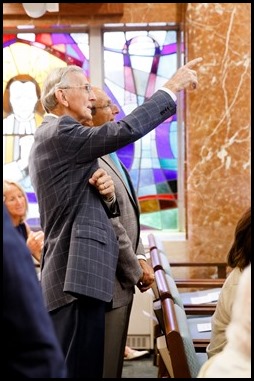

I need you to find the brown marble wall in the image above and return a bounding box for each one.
[183,3,251,271]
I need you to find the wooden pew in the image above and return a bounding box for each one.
[148,233,228,279]
[157,297,207,378]
[154,269,212,349]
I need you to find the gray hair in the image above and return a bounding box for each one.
[41,65,84,113]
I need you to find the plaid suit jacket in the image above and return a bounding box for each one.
[29,90,176,311]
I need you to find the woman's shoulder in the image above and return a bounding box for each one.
[224,267,242,286]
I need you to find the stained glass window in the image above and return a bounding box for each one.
[3,27,183,231]
[103,29,184,230]
[3,33,89,227]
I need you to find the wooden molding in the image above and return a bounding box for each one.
[3,3,124,30]
[3,3,124,17]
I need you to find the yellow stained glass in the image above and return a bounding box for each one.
[3,43,66,95]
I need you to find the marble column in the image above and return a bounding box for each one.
[184,3,251,272]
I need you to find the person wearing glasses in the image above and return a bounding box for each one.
[87,86,152,377]
[28,60,202,378]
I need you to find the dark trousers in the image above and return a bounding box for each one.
[103,300,133,378]
[50,296,106,378]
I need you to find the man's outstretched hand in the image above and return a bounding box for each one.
[163,57,203,94]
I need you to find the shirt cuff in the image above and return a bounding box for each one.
[137,254,147,261]
[159,87,177,103]
[103,194,116,205]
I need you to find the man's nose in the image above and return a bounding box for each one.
[112,104,120,114]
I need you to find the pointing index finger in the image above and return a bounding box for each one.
[185,57,203,68]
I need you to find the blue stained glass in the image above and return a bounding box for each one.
[153,169,167,183]
[104,29,181,230]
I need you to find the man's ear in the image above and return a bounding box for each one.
[55,89,68,107]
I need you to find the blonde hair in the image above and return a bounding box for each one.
[3,179,28,222]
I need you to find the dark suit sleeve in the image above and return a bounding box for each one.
[3,205,67,378]
[100,196,120,218]
[59,90,176,162]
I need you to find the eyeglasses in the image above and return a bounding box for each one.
[60,84,92,94]
[91,103,116,111]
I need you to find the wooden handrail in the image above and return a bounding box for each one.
[154,269,218,314]
[170,262,227,279]
[154,275,212,377]
[148,233,228,279]
[176,279,224,288]
[151,244,225,289]
[184,305,216,315]
[147,232,157,250]
[162,297,191,378]
[192,339,210,352]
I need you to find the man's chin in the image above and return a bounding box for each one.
[81,117,93,127]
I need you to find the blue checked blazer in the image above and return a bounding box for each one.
[28,90,176,312]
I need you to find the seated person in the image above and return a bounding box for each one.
[206,207,251,358]
[198,264,251,378]
[3,179,44,263]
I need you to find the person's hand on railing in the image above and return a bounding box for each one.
[137,260,155,292]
